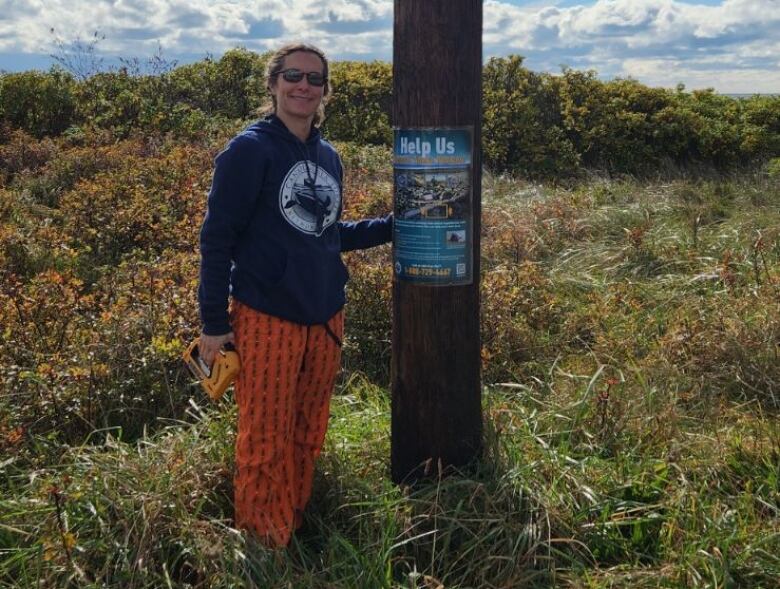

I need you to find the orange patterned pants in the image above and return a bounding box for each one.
[230,300,343,547]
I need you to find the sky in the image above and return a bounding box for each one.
[0,0,778,93]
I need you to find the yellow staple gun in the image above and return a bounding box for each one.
[182,339,240,401]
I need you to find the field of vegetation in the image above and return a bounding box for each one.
[1,51,780,588]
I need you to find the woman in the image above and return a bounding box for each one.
[197,42,392,547]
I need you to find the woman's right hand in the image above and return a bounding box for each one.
[199,331,235,368]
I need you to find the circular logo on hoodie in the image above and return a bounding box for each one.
[279,161,341,236]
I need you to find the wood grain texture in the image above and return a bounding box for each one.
[391,0,483,483]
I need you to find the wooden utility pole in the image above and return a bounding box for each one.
[391,0,483,483]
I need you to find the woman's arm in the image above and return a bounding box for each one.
[198,136,264,336]
[338,214,393,252]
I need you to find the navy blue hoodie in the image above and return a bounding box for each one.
[198,115,392,335]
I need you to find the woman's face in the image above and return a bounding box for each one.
[270,51,326,127]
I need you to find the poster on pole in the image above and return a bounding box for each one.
[392,127,473,285]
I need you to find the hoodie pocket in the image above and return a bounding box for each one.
[233,249,288,299]
[241,247,287,289]
[262,252,288,287]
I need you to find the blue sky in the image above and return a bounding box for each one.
[0,0,778,93]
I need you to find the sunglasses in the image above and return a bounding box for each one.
[276,68,326,87]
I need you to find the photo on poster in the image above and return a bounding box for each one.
[394,168,470,221]
[445,229,466,245]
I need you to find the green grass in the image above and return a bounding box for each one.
[2,144,780,587]
[3,375,778,587]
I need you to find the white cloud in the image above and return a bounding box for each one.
[0,0,777,92]
[2,0,292,54]
[621,56,780,93]
[484,0,780,91]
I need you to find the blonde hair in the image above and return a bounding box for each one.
[260,42,330,127]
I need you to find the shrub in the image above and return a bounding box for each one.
[483,56,580,178]
[679,90,747,168]
[558,70,678,173]
[767,157,780,178]
[0,69,76,137]
[58,144,209,268]
[323,61,393,145]
[741,96,780,158]
[167,48,269,121]
[73,70,144,135]
[0,128,57,182]
[2,54,780,178]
